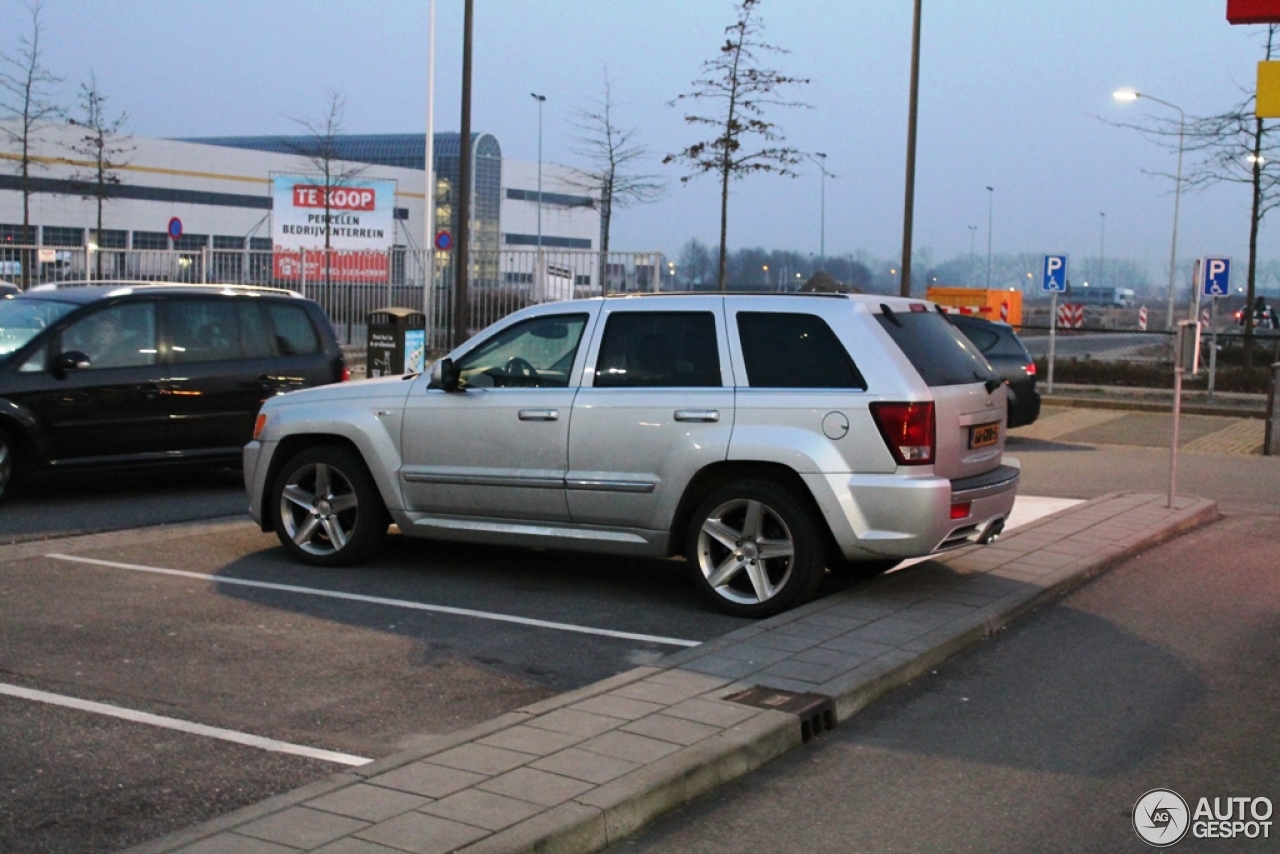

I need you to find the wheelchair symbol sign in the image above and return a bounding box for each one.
[1202,257,1231,297]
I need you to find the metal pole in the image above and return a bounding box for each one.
[1164,110,1185,331]
[424,0,436,346]
[452,0,473,348]
[899,0,921,298]
[985,185,994,288]
[1208,297,1219,401]
[1098,211,1105,290]
[532,93,545,249]
[968,225,976,288]
[1048,291,1058,394]
[1169,364,1183,508]
[819,157,826,268]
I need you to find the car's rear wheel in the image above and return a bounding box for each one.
[272,445,388,566]
[686,480,826,618]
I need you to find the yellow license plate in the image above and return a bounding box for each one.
[970,422,1000,449]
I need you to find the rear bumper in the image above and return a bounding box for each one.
[804,461,1020,561]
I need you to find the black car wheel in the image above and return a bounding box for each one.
[686,479,827,618]
[272,445,389,566]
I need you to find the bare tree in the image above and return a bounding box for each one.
[566,72,664,278]
[1107,25,1280,365]
[664,0,809,290]
[285,90,365,288]
[0,0,62,288]
[68,74,132,279]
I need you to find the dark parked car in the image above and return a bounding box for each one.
[948,314,1040,428]
[0,281,19,299]
[0,282,347,502]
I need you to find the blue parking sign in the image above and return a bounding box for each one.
[1202,257,1231,297]
[1042,254,1068,292]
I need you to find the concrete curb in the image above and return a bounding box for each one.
[1041,393,1265,419]
[125,492,1218,854]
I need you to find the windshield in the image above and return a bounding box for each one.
[0,297,78,359]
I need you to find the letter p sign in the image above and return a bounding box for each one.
[1202,256,1231,297]
[1042,254,1068,293]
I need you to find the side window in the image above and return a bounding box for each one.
[61,302,157,369]
[167,299,241,363]
[266,303,321,356]
[956,322,1000,354]
[455,313,588,389]
[736,312,866,389]
[237,302,273,359]
[594,312,721,388]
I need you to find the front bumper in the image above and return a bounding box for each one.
[803,461,1020,561]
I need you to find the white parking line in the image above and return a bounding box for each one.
[0,682,370,766]
[44,554,703,648]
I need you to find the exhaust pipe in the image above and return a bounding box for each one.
[979,518,1006,545]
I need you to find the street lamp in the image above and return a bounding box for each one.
[1099,211,1106,291]
[985,186,994,288]
[806,152,835,269]
[1114,88,1184,330]
[530,92,546,250]
[762,264,769,287]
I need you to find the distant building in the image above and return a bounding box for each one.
[0,123,601,286]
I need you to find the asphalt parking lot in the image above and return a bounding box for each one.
[0,520,753,852]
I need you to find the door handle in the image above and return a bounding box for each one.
[674,409,719,423]
[518,409,559,421]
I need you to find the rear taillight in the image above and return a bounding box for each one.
[870,401,935,466]
[340,364,351,382]
[1023,362,1037,376]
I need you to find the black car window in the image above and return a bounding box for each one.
[0,296,77,360]
[167,299,241,363]
[266,303,321,356]
[61,302,157,369]
[237,302,274,359]
[953,320,1001,353]
[594,312,720,388]
[875,308,997,387]
[736,312,866,389]
[455,313,588,389]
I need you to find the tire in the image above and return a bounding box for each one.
[271,444,389,566]
[685,479,827,618]
[0,428,15,505]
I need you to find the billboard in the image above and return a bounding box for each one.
[271,175,396,282]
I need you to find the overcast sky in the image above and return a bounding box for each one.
[5,0,1276,284]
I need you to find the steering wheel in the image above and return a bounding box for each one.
[504,356,540,383]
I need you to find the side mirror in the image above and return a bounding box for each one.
[53,350,91,375]
[428,357,460,391]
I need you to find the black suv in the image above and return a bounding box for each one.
[948,314,1040,428]
[0,283,347,501]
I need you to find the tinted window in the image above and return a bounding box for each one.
[952,319,1001,353]
[737,312,865,389]
[0,297,77,358]
[266,303,321,355]
[594,312,720,388]
[61,302,157,369]
[237,302,273,359]
[167,299,241,363]
[875,308,997,387]
[456,314,588,389]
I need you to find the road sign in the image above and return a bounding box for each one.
[1042,254,1068,292]
[167,217,183,241]
[434,230,452,251]
[1202,256,1231,297]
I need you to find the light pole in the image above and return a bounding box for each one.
[1098,211,1106,291]
[968,225,977,288]
[1114,89,1184,330]
[985,186,994,288]
[530,93,546,250]
[806,152,834,269]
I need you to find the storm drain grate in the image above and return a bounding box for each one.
[725,687,835,742]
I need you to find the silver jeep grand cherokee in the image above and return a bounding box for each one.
[244,293,1019,617]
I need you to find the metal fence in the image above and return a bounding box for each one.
[1,245,667,351]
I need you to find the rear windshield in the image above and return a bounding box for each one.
[875,307,998,387]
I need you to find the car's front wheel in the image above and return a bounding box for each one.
[272,445,388,566]
[686,480,827,618]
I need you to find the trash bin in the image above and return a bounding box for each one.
[366,307,426,377]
